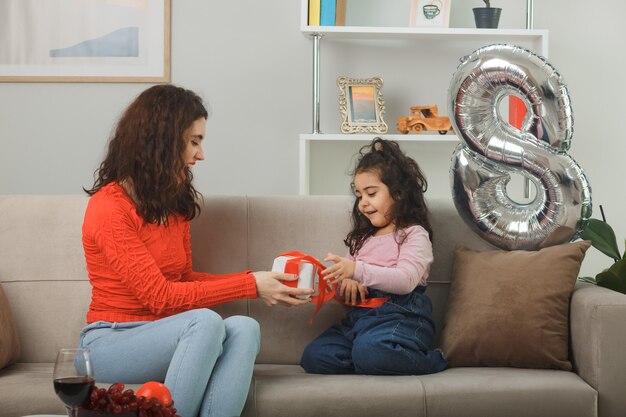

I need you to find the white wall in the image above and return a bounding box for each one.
[0,0,624,277]
[0,0,309,197]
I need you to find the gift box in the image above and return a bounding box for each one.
[271,255,319,299]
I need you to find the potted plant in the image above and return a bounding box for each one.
[578,207,626,294]
[473,0,502,29]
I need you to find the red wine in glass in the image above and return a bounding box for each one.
[53,376,95,406]
[53,348,93,417]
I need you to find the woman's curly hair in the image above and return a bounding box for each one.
[345,138,432,255]
[84,85,208,224]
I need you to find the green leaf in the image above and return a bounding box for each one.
[596,258,626,294]
[577,276,597,285]
[580,218,622,262]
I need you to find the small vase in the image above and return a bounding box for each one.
[473,7,502,28]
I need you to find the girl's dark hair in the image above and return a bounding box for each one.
[84,84,208,224]
[345,138,432,255]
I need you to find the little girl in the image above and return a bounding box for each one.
[300,138,447,375]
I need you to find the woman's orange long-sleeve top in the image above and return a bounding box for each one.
[82,182,257,323]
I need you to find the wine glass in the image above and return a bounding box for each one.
[53,348,94,417]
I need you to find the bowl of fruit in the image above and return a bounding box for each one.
[78,381,179,417]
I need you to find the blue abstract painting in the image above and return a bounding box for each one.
[50,27,139,58]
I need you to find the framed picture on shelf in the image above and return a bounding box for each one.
[337,76,388,134]
[0,0,170,83]
[410,0,451,28]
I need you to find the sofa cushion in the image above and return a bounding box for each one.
[421,367,597,417]
[244,364,427,417]
[440,241,590,370]
[0,363,65,415]
[0,281,20,369]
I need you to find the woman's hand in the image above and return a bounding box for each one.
[339,279,368,306]
[252,271,313,307]
[322,252,355,286]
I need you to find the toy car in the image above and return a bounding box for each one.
[397,105,453,135]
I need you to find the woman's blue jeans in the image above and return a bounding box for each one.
[79,309,260,417]
[300,288,447,375]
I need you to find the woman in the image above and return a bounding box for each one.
[80,84,312,417]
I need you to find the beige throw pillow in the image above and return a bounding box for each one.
[440,241,590,371]
[0,281,20,369]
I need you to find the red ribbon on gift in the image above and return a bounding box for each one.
[278,251,334,324]
[277,251,387,324]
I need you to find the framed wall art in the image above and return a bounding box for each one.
[410,0,451,28]
[337,76,388,134]
[0,0,170,83]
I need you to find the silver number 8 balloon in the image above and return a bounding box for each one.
[448,44,592,251]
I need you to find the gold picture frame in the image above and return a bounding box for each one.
[338,76,388,134]
[0,0,170,83]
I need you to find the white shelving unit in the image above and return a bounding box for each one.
[299,0,547,195]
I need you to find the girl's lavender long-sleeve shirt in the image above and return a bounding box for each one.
[348,225,433,295]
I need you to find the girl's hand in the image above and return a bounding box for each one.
[322,252,356,286]
[252,271,313,307]
[339,279,368,306]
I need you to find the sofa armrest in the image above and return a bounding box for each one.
[570,282,626,417]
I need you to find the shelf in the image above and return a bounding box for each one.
[299,134,459,194]
[301,26,548,55]
[300,133,459,142]
[301,26,546,39]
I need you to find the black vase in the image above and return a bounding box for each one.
[473,7,502,28]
